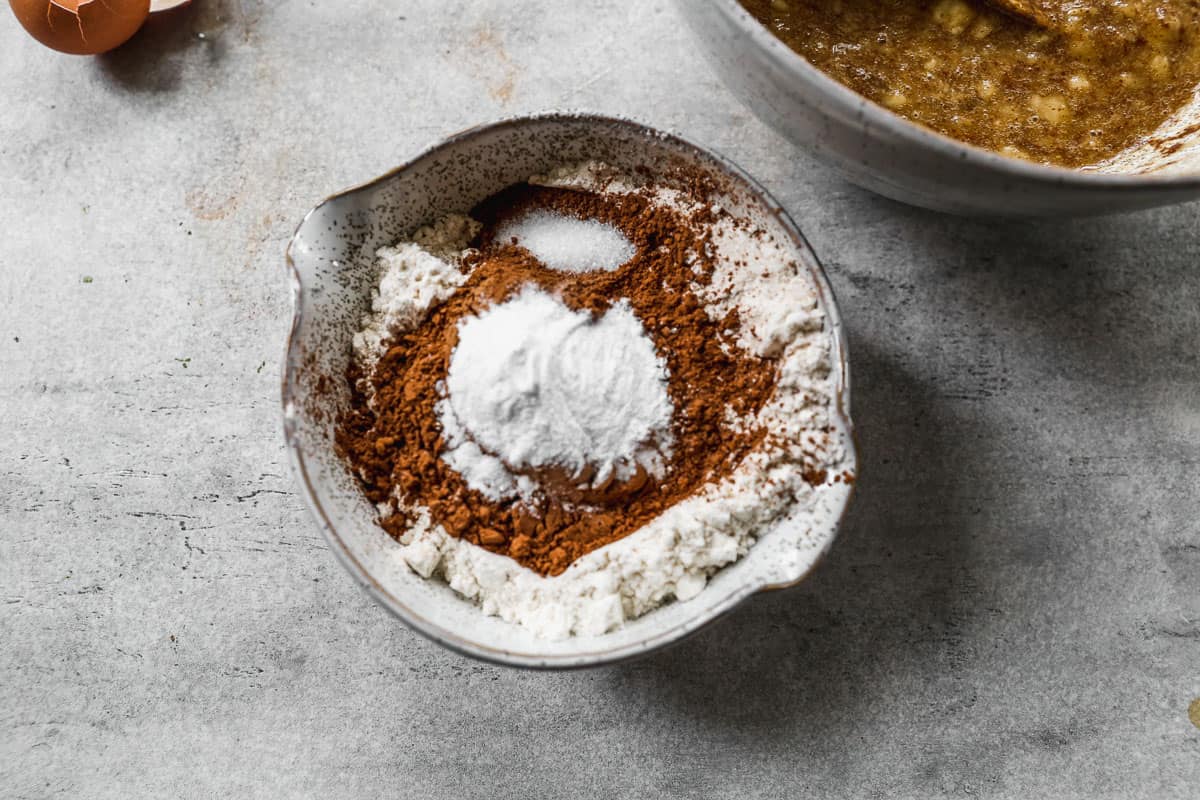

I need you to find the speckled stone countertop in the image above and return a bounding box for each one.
[2,2,1198,798]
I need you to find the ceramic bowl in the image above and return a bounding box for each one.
[283,114,856,668]
[677,0,1200,216]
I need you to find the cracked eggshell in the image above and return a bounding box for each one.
[10,0,151,55]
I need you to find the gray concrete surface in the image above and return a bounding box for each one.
[2,1,1198,797]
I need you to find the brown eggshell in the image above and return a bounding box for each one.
[9,0,151,55]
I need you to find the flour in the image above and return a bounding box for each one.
[438,286,672,501]
[700,215,827,359]
[354,164,844,639]
[351,214,480,366]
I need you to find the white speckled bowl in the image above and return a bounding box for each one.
[283,114,856,668]
[678,0,1200,216]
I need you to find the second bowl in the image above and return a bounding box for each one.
[678,0,1200,216]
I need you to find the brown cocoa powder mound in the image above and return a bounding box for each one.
[336,182,779,577]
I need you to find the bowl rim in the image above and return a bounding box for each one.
[704,0,1200,188]
[282,112,858,669]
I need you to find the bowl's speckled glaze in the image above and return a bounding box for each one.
[678,0,1200,216]
[283,114,856,668]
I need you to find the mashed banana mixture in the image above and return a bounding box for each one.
[742,0,1200,167]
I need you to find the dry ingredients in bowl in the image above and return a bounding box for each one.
[742,0,1200,168]
[336,162,850,638]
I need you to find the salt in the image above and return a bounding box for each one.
[438,286,672,500]
[496,210,634,273]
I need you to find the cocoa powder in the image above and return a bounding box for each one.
[337,181,779,577]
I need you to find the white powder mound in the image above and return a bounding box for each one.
[354,163,846,639]
[351,214,480,366]
[496,210,635,273]
[438,287,672,501]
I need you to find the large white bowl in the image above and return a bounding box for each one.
[283,114,856,668]
[678,0,1200,216]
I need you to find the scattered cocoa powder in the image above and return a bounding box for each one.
[336,181,780,577]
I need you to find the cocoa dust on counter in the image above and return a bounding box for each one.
[336,181,782,577]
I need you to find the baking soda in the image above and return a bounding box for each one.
[438,286,672,500]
